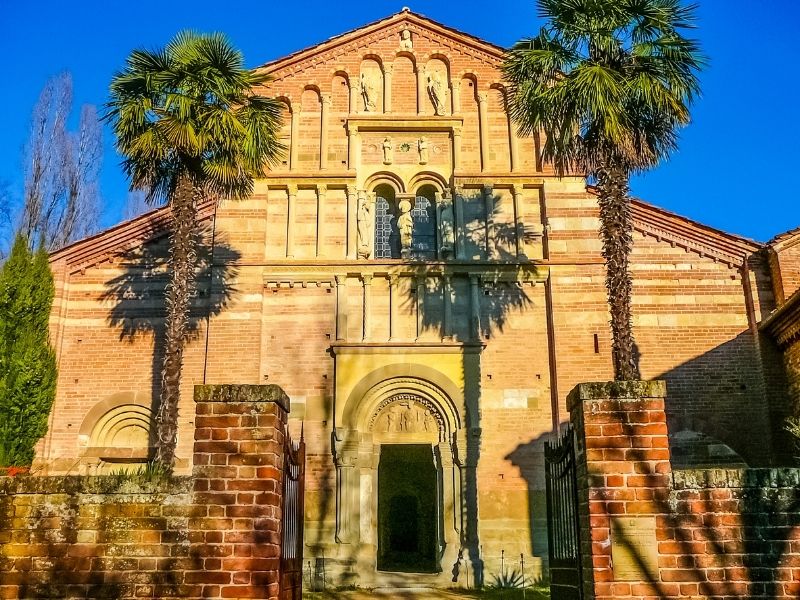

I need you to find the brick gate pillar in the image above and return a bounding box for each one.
[189,384,291,600]
[567,381,671,600]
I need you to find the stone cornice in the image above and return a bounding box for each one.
[630,199,762,268]
[760,289,800,347]
[256,10,506,83]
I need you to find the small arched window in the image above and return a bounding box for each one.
[374,184,439,260]
[374,184,399,259]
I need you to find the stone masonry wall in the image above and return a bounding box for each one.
[0,384,293,600]
[568,381,800,600]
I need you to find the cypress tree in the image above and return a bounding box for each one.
[0,235,57,466]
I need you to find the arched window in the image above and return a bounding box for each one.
[412,186,438,260]
[374,184,399,259]
[373,184,438,260]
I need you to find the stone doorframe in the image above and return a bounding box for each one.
[332,370,471,582]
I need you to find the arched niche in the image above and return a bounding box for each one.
[392,55,417,113]
[425,57,450,116]
[299,87,322,169]
[359,57,384,113]
[275,97,293,171]
[329,73,350,166]
[459,74,481,171]
[488,85,511,172]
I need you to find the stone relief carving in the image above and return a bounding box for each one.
[357,194,372,259]
[399,29,413,50]
[370,394,444,436]
[360,72,378,112]
[398,199,413,256]
[418,137,429,164]
[427,72,446,116]
[439,197,455,256]
[382,137,393,165]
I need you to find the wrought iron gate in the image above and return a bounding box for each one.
[545,425,583,600]
[280,427,306,600]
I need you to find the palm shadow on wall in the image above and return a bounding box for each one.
[377,190,546,588]
[101,222,241,460]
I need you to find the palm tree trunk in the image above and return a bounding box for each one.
[154,171,198,468]
[596,163,640,381]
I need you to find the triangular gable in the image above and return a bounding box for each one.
[49,200,217,275]
[257,8,506,81]
[631,198,762,267]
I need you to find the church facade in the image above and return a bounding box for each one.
[40,9,796,587]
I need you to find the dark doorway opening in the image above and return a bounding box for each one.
[377,444,438,573]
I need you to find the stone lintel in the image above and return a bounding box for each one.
[566,380,667,412]
[194,384,290,413]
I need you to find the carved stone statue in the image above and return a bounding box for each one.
[360,72,378,112]
[357,195,371,259]
[439,199,455,256]
[417,137,429,165]
[427,72,446,116]
[382,137,393,165]
[399,29,413,50]
[398,199,413,256]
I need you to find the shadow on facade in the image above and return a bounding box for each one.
[362,196,543,589]
[101,224,241,459]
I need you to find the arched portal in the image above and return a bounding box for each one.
[332,373,466,581]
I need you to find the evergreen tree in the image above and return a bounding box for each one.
[0,235,57,466]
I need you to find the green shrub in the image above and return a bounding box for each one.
[0,235,57,466]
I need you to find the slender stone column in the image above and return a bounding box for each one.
[434,191,444,259]
[417,63,427,115]
[367,191,377,261]
[290,108,300,170]
[443,275,453,341]
[483,184,494,259]
[509,117,520,173]
[415,276,425,341]
[469,275,481,341]
[316,184,327,258]
[346,185,357,260]
[453,126,463,172]
[362,274,372,342]
[477,92,489,171]
[320,94,331,171]
[347,124,360,171]
[335,274,347,341]
[286,184,297,258]
[383,63,393,113]
[389,275,399,341]
[512,184,524,258]
[349,78,359,114]
[454,186,466,260]
[451,79,461,114]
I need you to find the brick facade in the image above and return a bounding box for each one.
[569,381,800,600]
[36,8,796,589]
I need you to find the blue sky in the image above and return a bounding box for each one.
[1,0,798,242]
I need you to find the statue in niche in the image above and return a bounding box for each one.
[398,199,413,256]
[382,137,393,165]
[427,72,446,116]
[357,195,371,259]
[439,199,455,256]
[399,29,413,50]
[418,136,429,165]
[360,72,378,112]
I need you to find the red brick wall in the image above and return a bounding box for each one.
[770,241,800,305]
[568,381,800,600]
[1,384,293,600]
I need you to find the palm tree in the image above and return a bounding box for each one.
[503,0,703,380]
[105,32,284,467]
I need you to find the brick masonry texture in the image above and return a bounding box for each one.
[0,385,292,600]
[569,382,800,600]
[35,8,799,588]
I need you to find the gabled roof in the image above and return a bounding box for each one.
[257,8,506,76]
[767,226,800,252]
[760,287,800,346]
[630,198,762,267]
[49,200,216,275]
